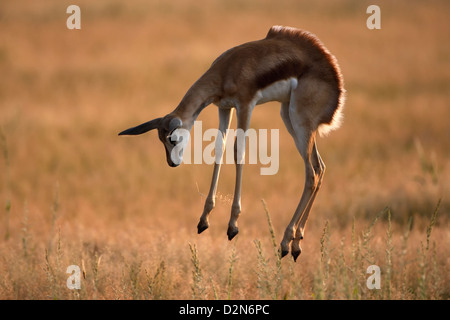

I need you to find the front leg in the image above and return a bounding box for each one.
[197,108,233,234]
[227,161,243,240]
[227,105,254,240]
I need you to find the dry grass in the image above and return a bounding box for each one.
[0,0,449,300]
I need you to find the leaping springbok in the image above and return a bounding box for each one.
[119,26,345,261]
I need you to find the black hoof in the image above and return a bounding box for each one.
[280,249,289,258]
[197,221,209,234]
[292,250,301,262]
[227,227,239,241]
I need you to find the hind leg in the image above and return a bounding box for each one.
[290,141,325,260]
[280,80,329,260]
[279,121,319,258]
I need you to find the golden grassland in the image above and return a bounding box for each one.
[0,0,449,299]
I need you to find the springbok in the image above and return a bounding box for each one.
[119,26,345,261]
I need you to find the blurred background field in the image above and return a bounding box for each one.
[0,0,448,299]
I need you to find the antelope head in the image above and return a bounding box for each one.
[119,115,188,167]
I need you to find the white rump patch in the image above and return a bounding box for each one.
[317,107,344,137]
[317,90,346,137]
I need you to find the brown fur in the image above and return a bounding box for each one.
[121,26,346,260]
[178,26,345,131]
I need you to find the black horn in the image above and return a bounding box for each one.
[118,118,162,136]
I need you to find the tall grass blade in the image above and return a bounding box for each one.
[261,199,282,299]
[189,243,206,299]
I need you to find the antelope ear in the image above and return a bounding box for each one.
[118,118,162,136]
[168,117,182,132]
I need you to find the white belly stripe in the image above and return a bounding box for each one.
[255,77,298,105]
[216,77,298,109]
